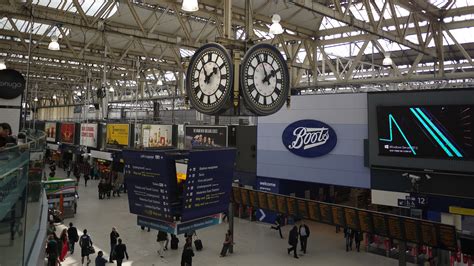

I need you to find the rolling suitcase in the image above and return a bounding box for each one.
[171,236,179,250]
[194,239,203,251]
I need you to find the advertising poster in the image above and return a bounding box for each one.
[185,126,228,149]
[123,150,174,222]
[80,123,98,148]
[181,149,236,221]
[45,122,57,142]
[106,123,130,147]
[142,124,173,148]
[60,123,75,144]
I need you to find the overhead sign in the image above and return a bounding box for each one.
[45,122,57,142]
[142,124,173,148]
[80,123,98,148]
[123,150,174,222]
[0,69,25,99]
[282,119,337,157]
[185,126,228,149]
[60,123,75,144]
[106,123,130,147]
[181,149,236,221]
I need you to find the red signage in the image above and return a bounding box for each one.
[60,123,75,144]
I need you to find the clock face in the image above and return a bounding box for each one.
[186,43,233,115]
[241,43,289,116]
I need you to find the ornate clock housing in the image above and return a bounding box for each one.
[240,43,290,116]
[186,43,233,115]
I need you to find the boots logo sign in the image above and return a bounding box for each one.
[282,119,337,157]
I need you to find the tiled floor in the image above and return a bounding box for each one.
[51,169,407,266]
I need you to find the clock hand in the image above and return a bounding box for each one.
[262,63,269,83]
[267,69,277,84]
[203,67,210,84]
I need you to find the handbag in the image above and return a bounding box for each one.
[87,246,96,255]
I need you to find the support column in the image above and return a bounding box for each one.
[245,0,254,41]
[223,0,232,39]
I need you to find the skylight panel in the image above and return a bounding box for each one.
[33,0,118,19]
[319,17,345,30]
[179,48,195,58]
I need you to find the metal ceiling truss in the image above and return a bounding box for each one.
[0,0,474,110]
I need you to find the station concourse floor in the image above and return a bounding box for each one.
[54,172,409,266]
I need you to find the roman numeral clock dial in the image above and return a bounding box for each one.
[241,43,290,116]
[186,43,233,115]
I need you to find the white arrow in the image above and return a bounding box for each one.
[259,209,266,221]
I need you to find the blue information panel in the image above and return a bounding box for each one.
[181,149,236,221]
[123,150,174,222]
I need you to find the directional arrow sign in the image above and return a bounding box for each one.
[259,209,266,221]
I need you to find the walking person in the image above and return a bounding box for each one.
[67,222,79,254]
[270,213,284,239]
[59,228,69,262]
[113,238,129,266]
[220,230,233,257]
[79,229,93,265]
[140,225,150,232]
[46,234,59,266]
[299,222,310,254]
[95,251,108,266]
[157,230,168,258]
[287,226,299,259]
[109,227,120,263]
[354,230,363,252]
[181,237,195,266]
[344,227,354,252]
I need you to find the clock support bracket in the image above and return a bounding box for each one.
[232,50,241,115]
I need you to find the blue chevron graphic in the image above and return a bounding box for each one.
[379,114,417,155]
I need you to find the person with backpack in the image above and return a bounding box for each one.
[181,237,195,266]
[354,230,363,252]
[344,227,354,252]
[113,238,129,266]
[299,222,310,254]
[79,229,93,265]
[157,230,168,258]
[171,234,179,250]
[67,222,79,255]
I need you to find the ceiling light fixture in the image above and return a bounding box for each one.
[157,79,163,86]
[52,94,57,99]
[34,97,38,102]
[48,35,60,51]
[383,53,393,66]
[76,91,82,96]
[109,87,115,92]
[0,59,6,70]
[182,0,199,12]
[269,14,284,35]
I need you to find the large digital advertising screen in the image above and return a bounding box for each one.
[60,123,75,144]
[80,123,98,148]
[377,105,474,160]
[142,124,173,148]
[106,123,130,147]
[184,126,227,149]
[45,122,57,142]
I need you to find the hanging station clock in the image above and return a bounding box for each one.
[186,43,233,115]
[240,43,290,116]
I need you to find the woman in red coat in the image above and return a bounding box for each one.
[59,228,69,261]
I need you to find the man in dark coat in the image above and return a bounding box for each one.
[181,238,195,266]
[67,222,79,254]
[113,238,129,266]
[299,222,310,254]
[109,227,120,262]
[271,214,284,238]
[287,226,299,259]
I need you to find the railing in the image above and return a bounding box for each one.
[0,130,47,265]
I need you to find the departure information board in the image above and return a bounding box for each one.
[230,187,458,251]
[181,149,236,221]
[123,150,173,221]
[344,208,359,230]
[387,216,404,240]
[403,219,420,244]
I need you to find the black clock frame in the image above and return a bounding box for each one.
[186,43,234,115]
[240,43,290,116]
